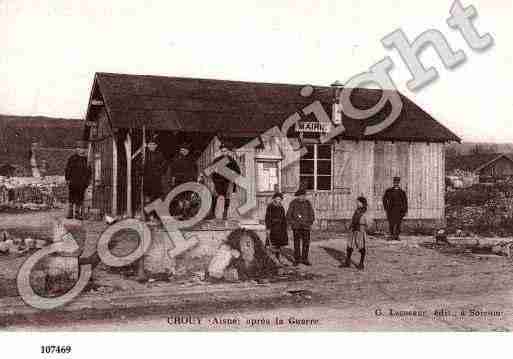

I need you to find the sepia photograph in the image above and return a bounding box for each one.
[0,0,511,355]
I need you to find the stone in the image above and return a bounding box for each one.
[143,227,177,276]
[24,237,36,249]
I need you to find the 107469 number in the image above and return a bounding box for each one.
[40,346,72,354]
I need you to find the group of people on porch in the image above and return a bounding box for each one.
[64,137,242,221]
[139,136,242,221]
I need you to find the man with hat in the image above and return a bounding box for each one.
[210,143,241,220]
[165,142,198,219]
[286,188,315,266]
[382,176,408,241]
[65,140,91,219]
[142,137,166,206]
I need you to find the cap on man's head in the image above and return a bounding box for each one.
[393,176,401,183]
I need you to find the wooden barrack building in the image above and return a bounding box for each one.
[83,72,460,230]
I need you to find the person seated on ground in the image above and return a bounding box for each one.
[265,192,289,265]
[209,144,241,220]
[207,228,278,282]
[341,196,368,270]
[207,242,241,281]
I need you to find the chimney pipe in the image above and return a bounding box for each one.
[330,81,343,125]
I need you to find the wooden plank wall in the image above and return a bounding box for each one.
[197,136,220,194]
[91,107,113,215]
[196,137,445,222]
[373,141,444,220]
[253,139,444,222]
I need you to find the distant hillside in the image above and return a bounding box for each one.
[0,115,84,174]
[446,142,513,157]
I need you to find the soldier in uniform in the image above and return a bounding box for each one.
[65,141,91,220]
[286,189,315,266]
[382,176,408,241]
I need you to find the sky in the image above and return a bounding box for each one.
[1,0,511,142]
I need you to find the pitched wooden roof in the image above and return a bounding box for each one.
[90,72,460,142]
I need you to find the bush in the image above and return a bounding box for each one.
[446,186,491,206]
[445,182,513,236]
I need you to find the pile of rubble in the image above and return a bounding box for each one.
[0,176,68,210]
[446,185,513,236]
[0,230,48,256]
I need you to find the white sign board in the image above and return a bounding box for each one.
[295,122,331,133]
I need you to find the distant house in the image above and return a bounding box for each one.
[0,115,84,176]
[446,153,513,185]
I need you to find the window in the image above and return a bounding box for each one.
[300,144,332,190]
[256,161,280,192]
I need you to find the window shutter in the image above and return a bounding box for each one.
[235,152,246,205]
[281,138,300,193]
[333,141,352,190]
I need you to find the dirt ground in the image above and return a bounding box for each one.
[1,210,513,331]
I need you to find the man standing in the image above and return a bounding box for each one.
[166,143,198,219]
[65,141,91,220]
[382,176,408,241]
[210,144,241,220]
[142,138,166,215]
[286,189,315,266]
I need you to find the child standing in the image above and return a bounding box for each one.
[341,196,368,270]
[265,192,288,264]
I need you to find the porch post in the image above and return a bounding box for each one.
[124,131,133,217]
[140,126,146,217]
[112,135,118,216]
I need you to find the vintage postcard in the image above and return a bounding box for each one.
[0,0,511,350]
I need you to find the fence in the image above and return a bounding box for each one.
[0,184,68,207]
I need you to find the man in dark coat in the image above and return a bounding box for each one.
[210,144,241,220]
[286,189,315,266]
[65,141,91,219]
[265,192,288,263]
[165,143,198,218]
[382,176,408,241]
[143,139,167,203]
